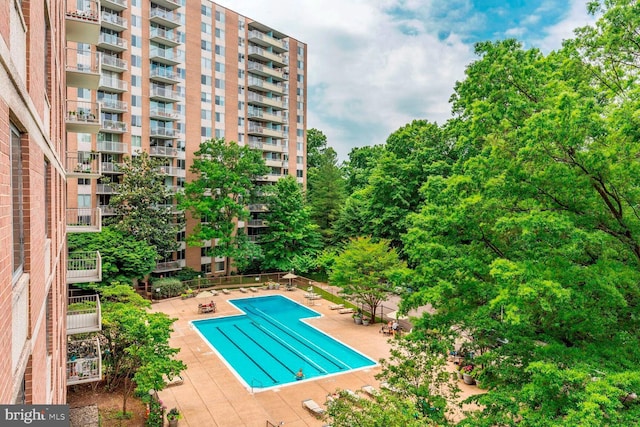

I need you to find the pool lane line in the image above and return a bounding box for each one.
[215,326,279,384]
[233,324,298,376]
[248,321,328,375]
[243,305,349,370]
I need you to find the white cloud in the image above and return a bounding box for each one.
[216,0,598,160]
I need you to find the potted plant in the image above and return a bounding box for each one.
[180,288,195,299]
[462,365,476,385]
[362,317,370,326]
[352,309,363,325]
[166,407,181,427]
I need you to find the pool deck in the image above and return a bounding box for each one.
[152,288,482,426]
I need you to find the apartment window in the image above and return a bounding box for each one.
[201,109,211,120]
[201,75,211,86]
[132,115,141,127]
[215,112,223,122]
[131,135,141,147]
[215,95,224,106]
[297,87,303,96]
[297,115,303,123]
[215,45,225,56]
[215,62,224,73]
[297,169,304,178]
[132,35,141,47]
[78,178,90,185]
[215,261,225,272]
[297,74,304,83]
[238,86,244,95]
[215,78,224,89]
[297,142,303,151]
[132,0,139,6]
[132,55,141,67]
[215,129,224,138]
[200,247,209,257]
[132,76,141,87]
[201,92,211,102]
[78,194,91,208]
[177,249,185,260]
[297,129,303,137]
[201,40,211,51]
[238,37,244,47]
[238,133,243,142]
[202,57,211,70]
[131,95,141,107]
[215,10,225,22]
[201,5,211,16]
[238,69,244,79]
[238,101,244,110]
[215,28,224,39]
[297,156,303,164]
[202,263,212,274]
[237,117,244,126]
[11,125,24,280]
[298,60,303,69]
[201,127,211,137]
[298,46,304,55]
[238,53,244,62]
[178,67,186,79]
[201,23,211,34]
[78,88,91,99]
[132,15,141,27]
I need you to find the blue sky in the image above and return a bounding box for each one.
[218,0,596,160]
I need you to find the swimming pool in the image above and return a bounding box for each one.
[191,295,376,391]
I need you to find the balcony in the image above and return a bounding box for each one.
[247,92,287,110]
[67,208,102,233]
[97,140,128,153]
[265,158,283,168]
[67,337,102,385]
[101,11,127,32]
[149,126,177,139]
[99,205,117,216]
[248,77,285,95]
[101,0,127,12]
[154,260,184,273]
[66,48,101,89]
[248,30,288,53]
[67,251,102,284]
[149,26,181,47]
[149,68,181,84]
[150,145,178,157]
[66,152,101,178]
[99,98,128,113]
[152,0,181,10]
[149,8,181,28]
[98,33,128,52]
[247,61,286,81]
[101,120,128,134]
[100,162,124,174]
[248,219,268,227]
[66,100,101,134]
[96,184,116,194]
[150,86,183,102]
[157,165,185,177]
[248,139,285,152]
[65,0,100,44]
[99,76,128,93]
[257,173,282,182]
[149,47,183,66]
[67,294,102,335]
[248,203,268,212]
[100,55,128,72]
[248,123,286,139]
[247,108,285,124]
[149,106,180,121]
[248,46,288,67]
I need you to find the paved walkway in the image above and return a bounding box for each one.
[151,288,481,426]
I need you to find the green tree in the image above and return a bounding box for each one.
[306,128,329,169]
[178,138,268,275]
[259,175,321,272]
[342,145,384,193]
[330,237,409,323]
[330,189,370,244]
[99,284,186,415]
[307,146,346,243]
[67,226,157,286]
[108,152,181,258]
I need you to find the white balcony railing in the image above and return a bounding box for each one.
[67,337,102,385]
[67,251,102,284]
[66,208,102,233]
[67,295,102,334]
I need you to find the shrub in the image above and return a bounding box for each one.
[152,278,187,299]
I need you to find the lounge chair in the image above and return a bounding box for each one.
[249,287,259,292]
[210,289,219,296]
[302,399,325,417]
[239,287,248,293]
[329,304,344,310]
[163,374,184,387]
[361,385,378,397]
[197,302,215,313]
[222,289,231,294]
[338,308,354,314]
[344,389,360,399]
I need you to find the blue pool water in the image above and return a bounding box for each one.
[192,295,376,390]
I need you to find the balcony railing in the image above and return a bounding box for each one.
[97,140,128,153]
[149,47,183,65]
[149,106,181,120]
[67,251,102,284]
[101,120,128,133]
[149,68,181,83]
[96,184,117,194]
[99,76,128,92]
[99,33,128,51]
[100,162,123,174]
[67,337,102,385]
[66,48,101,88]
[100,55,127,72]
[149,145,178,157]
[157,165,185,177]
[101,0,127,12]
[247,92,287,110]
[247,61,286,81]
[66,100,101,134]
[248,123,286,139]
[65,0,100,44]
[150,86,183,102]
[248,46,288,67]
[101,11,127,30]
[149,8,181,28]
[66,152,101,178]
[150,127,177,138]
[149,26,181,46]
[154,260,184,272]
[66,208,102,233]
[99,98,128,112]
[248,30,288,52]
[67,295,102,334]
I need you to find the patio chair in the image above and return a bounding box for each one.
[239,287,248,293]
[302,399,325,417]
[338,308,354,314]
[222,289,231,294]
[249,287,259,292]
[329,304,344,310]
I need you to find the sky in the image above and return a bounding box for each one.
[217,0,597,160]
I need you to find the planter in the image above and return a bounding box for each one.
[462,373,476,385]
[457,371,463,380]
[362,319,370,326]
[168,420,179,427]
[353,316,362,325]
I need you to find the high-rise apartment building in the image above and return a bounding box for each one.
[1,0,303,406]
[67,0,308,276]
